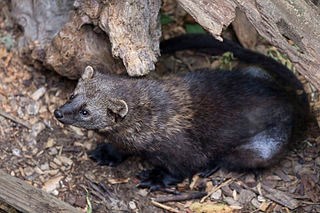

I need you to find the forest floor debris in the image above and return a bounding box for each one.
[0,0,319,212]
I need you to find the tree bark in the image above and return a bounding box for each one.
[11,0,161,79]
[99,0,162,76]
[11,0,320,89]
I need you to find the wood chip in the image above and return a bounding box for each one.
[53,157,62,166]
[42,176,63,193]
[56,156,73,166]
[23,167,34,177]
[261,184,299,209]
[201,174,244,203]
[190,202,234,213]
[128,201,137,210]
[259,201,271,211]
[69,126,84,136]
[43,169,59,176]
[251,198,261,209]
[274,169,291,182]
[4,52,13,67]
[154,191,207,203]
[40,162,49,171]
[31,122,46,137]
[31,86,46,101]
[238,189,256,204]
[265,175,282,181]
[210,189,222,200]
[189,174,200,190]
[224,197,241,207]
[107,177,130,184]
[45,138,56,148]
[34,167,44,175]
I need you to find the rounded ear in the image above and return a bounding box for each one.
[109,99,128,118]
[82,66,95,80]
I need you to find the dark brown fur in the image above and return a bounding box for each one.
[54,34,309,188]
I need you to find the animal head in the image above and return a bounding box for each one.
[54,66,128,129]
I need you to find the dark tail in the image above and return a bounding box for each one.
[160,34,309,117]
[161,34,311,140]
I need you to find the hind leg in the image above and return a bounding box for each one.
[221,124,291,171]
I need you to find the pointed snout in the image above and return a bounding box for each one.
[54,109,63,119]
[53,105,75,125]
[54,101,78,125]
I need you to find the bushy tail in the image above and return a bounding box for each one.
[160,34,310,120]
[161,33,311,141]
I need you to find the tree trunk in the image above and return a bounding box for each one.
[11,0,161,79]
[98,0,162,76]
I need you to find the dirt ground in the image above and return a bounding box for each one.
[0,0,320,213]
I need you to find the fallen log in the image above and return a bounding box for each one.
[0,170,81,213]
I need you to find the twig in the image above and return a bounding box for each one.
[4,52,13,67]
[151,200,180,213]
[200,173,244,203]
[200,177,234,202]
[300,201,320,205]
[159,188,181,195]
[240,181,300,210]
[154,191,207,203]
[0,110,31,129]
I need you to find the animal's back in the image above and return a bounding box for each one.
[174,69,295,170]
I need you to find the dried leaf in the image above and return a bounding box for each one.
[190,202,234,213]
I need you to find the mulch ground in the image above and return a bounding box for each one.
[0,0,319,212]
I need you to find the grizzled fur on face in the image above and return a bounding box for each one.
[54,66,128,129]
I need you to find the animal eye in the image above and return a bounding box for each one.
[69,94,75,100]
[80,109,90,116]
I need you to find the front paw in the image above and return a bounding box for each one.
[88,143,128,167]
[136,168,183,191]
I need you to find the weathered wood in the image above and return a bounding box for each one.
[45,11,125,79]
[11,0,161,78]
[11,0,73,48]
[261,183,300,210]
[68,0,162,77]
[99,0,162,76]
[0,170,81,213]
[11,0,320,89]
[231,8,258,49]
[177,0,236,40]
[238,0,320,89]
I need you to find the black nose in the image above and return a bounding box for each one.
[54,109,63,119]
